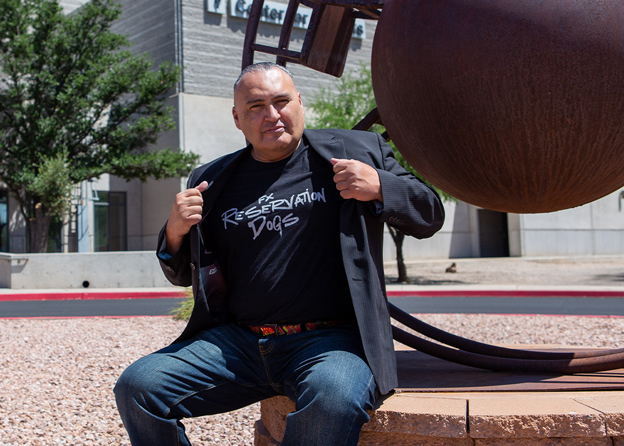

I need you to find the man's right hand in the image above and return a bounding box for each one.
[165,181,209,255]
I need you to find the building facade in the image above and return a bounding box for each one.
[1,0,622,260]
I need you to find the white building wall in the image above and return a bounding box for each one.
[59,0,89,14]
[138,96,184,251]
[179,93,246,163]
[518,189,624,257]
[113,0,177,68]
[141,178,184,251]
[382,187,624,261]
[508,213,522,257]
[382,200,481,261]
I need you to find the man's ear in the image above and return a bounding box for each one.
[232,106,241,130]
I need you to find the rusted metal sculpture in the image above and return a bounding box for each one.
[242,0,383,76]
[372,0,624,213]
[242,0,624,373]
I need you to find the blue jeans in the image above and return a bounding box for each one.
[114,323,377,446]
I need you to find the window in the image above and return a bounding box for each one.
[0,189,7,252]
[94,191,127,251]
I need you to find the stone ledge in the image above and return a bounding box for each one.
[258,394,471,445]
[469,396,606,438]
[255,346,624,445]
[577,395,624,436]
[364,394,467,438]
[256,392,624,445]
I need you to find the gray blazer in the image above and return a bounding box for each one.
[157,128,445,395]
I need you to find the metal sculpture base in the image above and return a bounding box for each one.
[390,303,624,374]
[395,347,624,393]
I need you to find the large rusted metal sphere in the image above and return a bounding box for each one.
[372,0,624,213]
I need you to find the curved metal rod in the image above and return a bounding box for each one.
[352,107,382,132]
[392,326,624,374]
[241,0,265,69]
[389,303,624,360]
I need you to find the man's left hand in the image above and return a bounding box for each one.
[331,158,383,202]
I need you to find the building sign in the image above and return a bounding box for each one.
[229,0,366,39]
[207,0,227,15]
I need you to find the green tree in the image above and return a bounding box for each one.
[307,63,453,283]
[0,0,199,252]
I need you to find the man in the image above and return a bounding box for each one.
[115,62,444,445]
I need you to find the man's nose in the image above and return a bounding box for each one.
[265,105,280,120]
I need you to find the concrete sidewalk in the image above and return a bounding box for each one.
[0,255,622,301]
[383,254,624,288]
[0,287,185,300]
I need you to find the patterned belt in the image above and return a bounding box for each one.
[246,321,345,337]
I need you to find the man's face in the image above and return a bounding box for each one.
[232,68,305,162]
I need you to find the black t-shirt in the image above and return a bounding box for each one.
[202,140,355,325]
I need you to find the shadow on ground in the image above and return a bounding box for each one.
[593,273,624,283]
[384,276,471,285]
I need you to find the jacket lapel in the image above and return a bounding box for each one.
[200,146,251,219]
[304,129,347,162]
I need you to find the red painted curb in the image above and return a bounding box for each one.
[0,315,174,320]
[2,289,623,302]
[386,290,624,298]
[0,290,187,302]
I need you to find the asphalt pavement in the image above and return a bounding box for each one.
[0,298,186,318]
[4,293,624,318]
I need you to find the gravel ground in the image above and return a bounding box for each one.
[2,256,624,445]
[0,318,257,446]
[3,312,624,445]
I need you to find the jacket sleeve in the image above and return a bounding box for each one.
[155,172,200,288]
[156,222,193,287]
[372,133,445,239]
